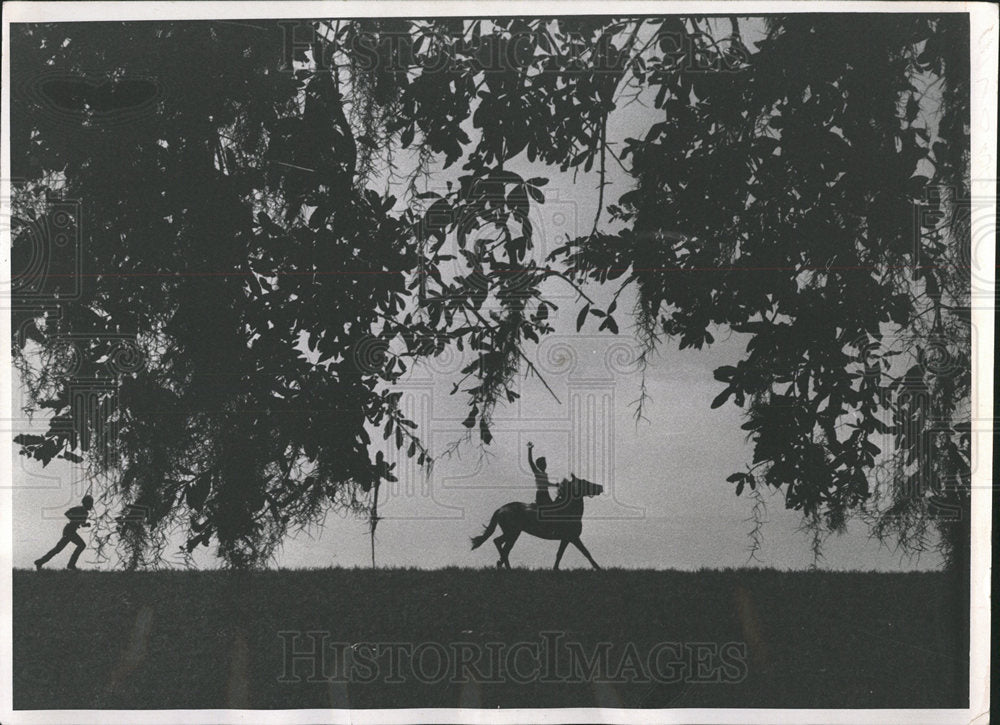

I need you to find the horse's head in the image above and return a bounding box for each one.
[568,474,603,498]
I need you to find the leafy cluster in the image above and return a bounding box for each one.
[554,15,971,566]
[12,22,422,567]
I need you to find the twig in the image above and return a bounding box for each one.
[540,267,597,305]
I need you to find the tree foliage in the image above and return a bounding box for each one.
[554,15,972,568]
[11,15,970,568]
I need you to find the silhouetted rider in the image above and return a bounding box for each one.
[529,441,565,509]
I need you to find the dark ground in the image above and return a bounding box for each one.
[12,567,969,710]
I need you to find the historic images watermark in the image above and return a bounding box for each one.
[278,631,748,685]
[277,20,750,76]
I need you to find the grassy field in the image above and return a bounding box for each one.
[12,567,968,710]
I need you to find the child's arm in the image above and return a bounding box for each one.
[65,506,90,525]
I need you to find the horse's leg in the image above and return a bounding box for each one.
[553,539,569,570]
[493,536,506,569]
[572,537,601,570]
[501,530,520,570]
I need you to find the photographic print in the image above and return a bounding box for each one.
[1,2,994,723]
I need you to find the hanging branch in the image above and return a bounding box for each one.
[369,480,380,569]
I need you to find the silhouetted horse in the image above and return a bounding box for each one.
[471,475,603,569]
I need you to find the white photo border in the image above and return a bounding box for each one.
[1,2,994,724]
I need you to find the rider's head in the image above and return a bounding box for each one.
[536,457,547,472]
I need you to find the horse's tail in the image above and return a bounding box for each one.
[470,509,500,550]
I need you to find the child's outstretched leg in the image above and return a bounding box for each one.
[34,536,71,570]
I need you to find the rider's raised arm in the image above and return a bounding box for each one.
[527,443,540,474]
